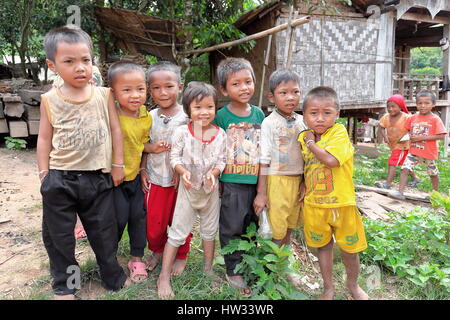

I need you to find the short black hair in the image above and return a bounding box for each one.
[107,60,146,86]
[416,89,436,104]
[182,81,218,118]
[216,57,255,89]
[269,68,301,93]
[146,61,182,85]
[302,86,339,112]
[44,25,93,62]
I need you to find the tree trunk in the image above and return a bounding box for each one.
[27,54,41,85]
[18,0,34,78]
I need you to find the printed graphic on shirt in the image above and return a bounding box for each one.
[410,121,430,150]
[224,122,261,176]
[56,118,107,151]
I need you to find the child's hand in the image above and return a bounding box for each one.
[182,171,192,190]
[253,192,269,216]
[206,170,216,193]
[140,169,150,193]
[172,172,180,187]
[298,181,306,203]
[303,131,315,146]
[154,141,171,153]
[111,166,125,187]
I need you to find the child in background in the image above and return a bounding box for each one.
[108,61,152,283]
[253,69,307,285]
[298,86,368,300]
[389,90,448,200]
[140,61,192,274]
[37,25,129,299]
[376,94,419,189]
[213,57,265,297]
[157,82,226,299]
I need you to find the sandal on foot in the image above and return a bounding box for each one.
[226,275,251,297]
[74,225,87,241]
[128,261,148,283]
[388,190,406,200]
[375,181,390,189]
[407,179,421,187]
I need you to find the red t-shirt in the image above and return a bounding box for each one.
[404,113,448,160]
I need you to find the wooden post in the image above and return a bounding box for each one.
[442,25,450,156]
[258,34,272,109]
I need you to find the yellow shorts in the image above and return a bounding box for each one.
[303,204,367,253]
[267,175,303,240]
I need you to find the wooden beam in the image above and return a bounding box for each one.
[356,185,431,203]
[400,12,450,25]
[180,16,311,55]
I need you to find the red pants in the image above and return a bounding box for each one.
[145,184,192,259]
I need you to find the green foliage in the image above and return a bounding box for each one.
[4,137,27,150]
[430,190,450,215]
[221,223,308,300]
[410,66,441,76]
[410,47,442,72]
[361,207,450,298]
[353,144,390,186]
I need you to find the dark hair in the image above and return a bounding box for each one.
[182,81,218,118]
[107,60,146,86]
[216,57,255,89]
[416,89,436,104]
[302,86,339,111]
[146,61,182,85]
[269,68,301,93]
[44,25,93,62]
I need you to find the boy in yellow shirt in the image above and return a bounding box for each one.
[298,86,368,300]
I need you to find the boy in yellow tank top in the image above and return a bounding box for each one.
[298,86,368,300]
[37,25,130,299]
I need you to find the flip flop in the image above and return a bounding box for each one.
[388,190,406,200]
[226,275,251,297]
[74,225,87,241]
[128,261,148,283]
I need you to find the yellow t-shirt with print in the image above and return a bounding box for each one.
[118,105,152,181]
[298,123,355,208]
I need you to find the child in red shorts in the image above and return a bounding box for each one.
[376,94,418,189]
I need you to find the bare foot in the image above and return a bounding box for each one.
[145,253,162,271]
[226,275,251,297]
[157,274,174,299]
[204,268,221,288]
[287,273,302,287]
[318,287,335,300]
[171,258,188,276]
[54,294,76,300]
[123,277,133,287]
[347,284,369,300]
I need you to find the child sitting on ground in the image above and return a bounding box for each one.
[298,86,369,300]
[157,82,227,299]
[108,61,152,283]
[140,61,192,275]
[37,25,129,299]
[389,90,448,200]
[376,94,419,189]
[253,68,307,285]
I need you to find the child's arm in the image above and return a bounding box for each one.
[377,124,388,144]
[143,141,171,154]
[303,131,339,168]
[298,175,305,202]
[410,134,446,142]
[140,153,150,193]
[36,100,53,183]
[253,164,269,216]
[107,92,125,186]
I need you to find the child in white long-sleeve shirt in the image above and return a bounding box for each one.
[157,81,226,299]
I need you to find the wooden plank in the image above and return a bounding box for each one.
[27,120,39,135]
[9,120,28,138]
[24,105,40,120]
[357,191,417,214]
[0,118,8,134]
[357,199,390,221]
[355,185,430,203]
[4,102,24,118]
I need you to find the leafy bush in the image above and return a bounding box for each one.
[221,223,308,300]
[353,144,390,186]
[361,207,450,298]
[4,137,27,150]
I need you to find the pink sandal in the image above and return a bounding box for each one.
[74,225,87,241]
[128,261,148,283]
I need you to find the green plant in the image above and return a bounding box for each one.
[430,190,450,215]
[361,207,450,298]
[221,223,308,300]
[4,136,27,150]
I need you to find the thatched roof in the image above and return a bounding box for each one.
[93,6,185,62]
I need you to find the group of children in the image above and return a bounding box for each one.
[36,25,447,301]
